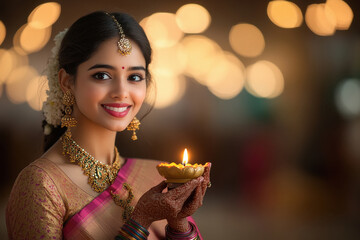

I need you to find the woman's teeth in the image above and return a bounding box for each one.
[103,105,127,112]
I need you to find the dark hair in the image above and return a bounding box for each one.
[43,11,153,152]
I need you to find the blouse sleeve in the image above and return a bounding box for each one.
[6,164,66,239]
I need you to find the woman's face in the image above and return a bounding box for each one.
[72,37,147,132]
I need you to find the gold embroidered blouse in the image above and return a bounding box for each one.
[6,158,94,239]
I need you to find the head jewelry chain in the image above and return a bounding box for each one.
[106,12,132,56]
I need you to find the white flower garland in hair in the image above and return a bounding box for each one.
[42,29,68,132]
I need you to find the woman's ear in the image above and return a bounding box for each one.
[58,68,74,93]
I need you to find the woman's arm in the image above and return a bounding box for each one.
[6,165,66,239]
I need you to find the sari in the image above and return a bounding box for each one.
[6,157,202,239]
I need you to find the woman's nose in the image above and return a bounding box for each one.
[111,78,129,99]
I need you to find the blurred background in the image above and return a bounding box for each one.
[1,0,360,239]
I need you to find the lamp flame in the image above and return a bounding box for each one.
[182,148,188,165]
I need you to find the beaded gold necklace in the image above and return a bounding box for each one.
[61,133,122,193]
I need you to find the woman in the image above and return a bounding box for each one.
[6,11,211,239]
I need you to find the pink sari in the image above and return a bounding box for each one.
[63,158,202,240]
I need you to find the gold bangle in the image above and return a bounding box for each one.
[118,229,137,240]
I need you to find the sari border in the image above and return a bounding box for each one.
[63,158,135,237]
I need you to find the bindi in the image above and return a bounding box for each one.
[122,66,125,69]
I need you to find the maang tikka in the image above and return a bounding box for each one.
[106,12,132,56]
[61,90,77,137]
[127,117,140,141]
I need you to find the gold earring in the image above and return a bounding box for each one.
[127,117,140,141]
[61,90,77,136]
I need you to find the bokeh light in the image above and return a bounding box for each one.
[181,35,223,84]
[7,48,29,70]
[335,78,360,119]
[326,0,353,30]
[0,48,29,84]
[139,17,148,29]
[28,2,61,29]
[142,12,184,48]
[206,52,245,99]
[26,75,49,111]
[148,69,186,109]
[245,60,284,98]
[305,3,336,36]
[0,49,14,84]
[0,82,2,98]
[6,65,38,104]
[267,0,303,28]
[0,21,6,46]
[20,24,52,53]
[13,24,28,55]
[229,23,265,57]
[150,43,187,75]
[175,4,211,33]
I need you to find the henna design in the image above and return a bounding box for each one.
[167,162,211,231]
[130,163,212,233]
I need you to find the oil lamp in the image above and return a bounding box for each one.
[157,148,206,189]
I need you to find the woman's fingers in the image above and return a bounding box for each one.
[178,185,203,218]
[149,180,168,193]
[167,177,203,203]
[201,163,211,196]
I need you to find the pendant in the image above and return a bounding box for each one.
[111,183,135,221]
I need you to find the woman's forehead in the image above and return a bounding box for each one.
[82,37,146,69]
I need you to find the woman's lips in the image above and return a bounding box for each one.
[101,103,131,118]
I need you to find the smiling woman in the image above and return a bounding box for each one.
[5,11,211,240]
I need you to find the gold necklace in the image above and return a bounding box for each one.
[61,133,122,193]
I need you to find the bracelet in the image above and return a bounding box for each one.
[165,222,200,240]
[115,219,150,240]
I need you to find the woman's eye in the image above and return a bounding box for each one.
[128,74,144,82]
[92,72,111,80]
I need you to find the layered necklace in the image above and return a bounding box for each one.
[61,132,122,193]
[61,132,135,220]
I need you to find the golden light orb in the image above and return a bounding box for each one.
[26,75,49,111]
[176,4,211,33]
[20,24,52,53]
[305,3,336,36]
[206,53,245,99]
[13,24,28,55]
[181,35,223,84]
[139,17,148,29]
[245,60,284,98]
[143,12,184,48]
[28,2,61,29]
[0,48,29,84]
[267,0,303,28]
[326,0,353,30]
[0,21,6,46]
[147,69,186,109]
[150,43,187,75]
[229,23,265,57]
[0,49,14,84]
[6,65,38,104]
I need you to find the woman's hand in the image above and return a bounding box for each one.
[131,162,211,230]
[167,162,212,231]
[131,177,202,228]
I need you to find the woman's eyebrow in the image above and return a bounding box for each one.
[88,64,115,71]
[128,66,146,71]
[88,64,146,71]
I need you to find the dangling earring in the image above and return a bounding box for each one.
[61,90,77,137]
[127,117,140,141]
